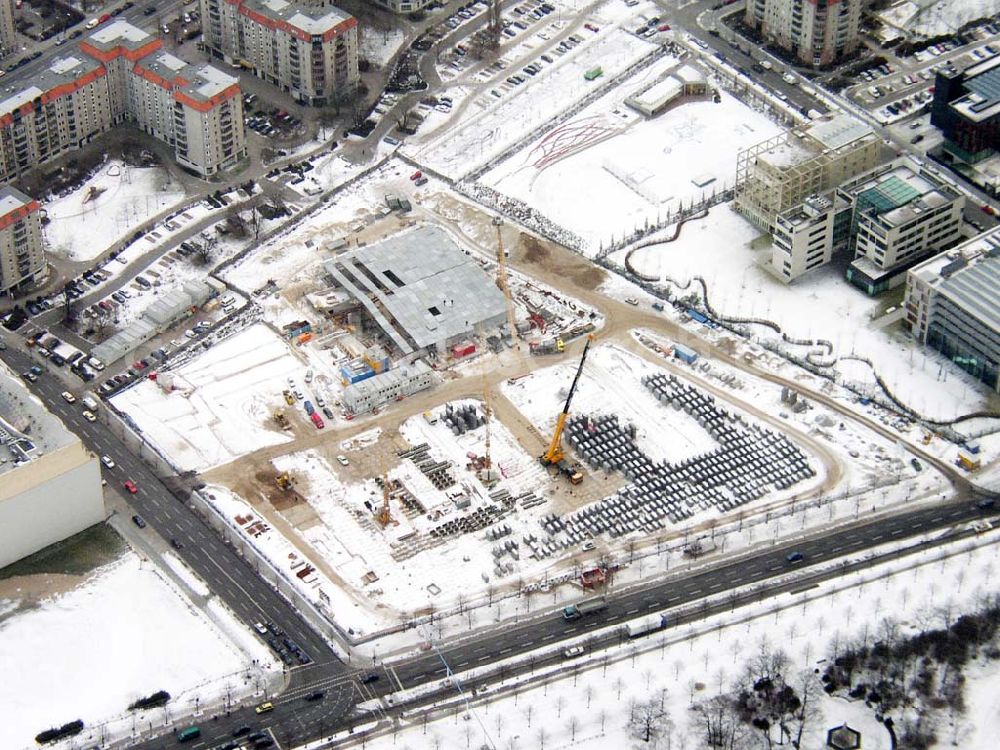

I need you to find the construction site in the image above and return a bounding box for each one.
[108,176,930,636]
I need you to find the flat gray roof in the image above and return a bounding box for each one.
[325,226,508,354]
[935,246,1000,334]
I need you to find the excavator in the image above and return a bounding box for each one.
[539,334,593,484]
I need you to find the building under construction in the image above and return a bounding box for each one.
[734,115,880,232]
[323,226,508,357]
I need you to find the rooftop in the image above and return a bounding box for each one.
[0,54,101,119]
[805,114,875,151]
[242,0,354,36]
[910,229,1000,333]
[324,226,508,354]
[85,19,153,50]
[851,164,961,228]
[0,186,36,217]
[948,53,1000,122]
[0,364,78,478]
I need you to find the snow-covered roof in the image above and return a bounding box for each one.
[0,368,77,476]
[324,226,507,354]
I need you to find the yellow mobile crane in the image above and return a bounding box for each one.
[492,217,520,351]
[540,334,593,484]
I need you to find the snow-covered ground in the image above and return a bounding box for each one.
[361,532,1000,750]
[483,65,781,250]
[504,342,720,466]
[877,0,1000,38]
[0,553,275,750]
[359,27,406,68]
[613,204,999,421]
[111,324,303,472]
[406,27,659,178]
[43,160,186,262]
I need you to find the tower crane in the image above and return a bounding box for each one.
[492,217,520,351]
[540,334,593,484]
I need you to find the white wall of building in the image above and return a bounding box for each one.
[0,457,105,569]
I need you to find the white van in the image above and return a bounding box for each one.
[82,396,99,412]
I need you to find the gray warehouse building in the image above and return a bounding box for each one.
[323,226,508,356]
[905,229,1000,392]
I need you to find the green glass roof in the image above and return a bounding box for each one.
[856,175,921,213]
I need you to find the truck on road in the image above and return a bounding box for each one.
[625,614,667,637]
[563,598,608,620]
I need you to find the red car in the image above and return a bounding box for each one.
[124,480,138,494]
[410,171,422,181]
[584,23,600,32]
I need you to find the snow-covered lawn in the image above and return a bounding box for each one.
[111,324,304,472]
[484,78,781,250]
[615,205,999,420]
[363,533,1000,750]
[42,160,186,262]
[0,553,274,750]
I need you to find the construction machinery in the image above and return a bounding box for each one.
[493,216,520,351]
[275,472,295,490]
[273,410,291,430]
[540,334,593,484]
[376,462,393,527]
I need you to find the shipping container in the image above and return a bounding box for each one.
[562,598,608,620]
[673,343,699,364]
[625,614,667,637]
[452,340,477,358]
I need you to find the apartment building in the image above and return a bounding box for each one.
[0,0,16,58]
[770,161,965,288]
[201,0,359,106]
[0,186,44,296]
[0,21,245,181]
[904,230,1000,392]
[0,364,105,568]
[735,114,880,232]
[744,0,862,67]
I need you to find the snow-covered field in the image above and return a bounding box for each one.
[363,533,1000,750]
[484,70,781,250]
[43,160,186,262]
[111,324,303,472]
[615,205,998,421]
[0,553,275,750]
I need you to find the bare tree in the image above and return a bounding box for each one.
[695,695,748,750]
[536,727,547,749]
[556,695,565,718]
[628,698,672,744]
[567,715,580,742]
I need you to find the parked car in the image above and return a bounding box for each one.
[132,514,146,528]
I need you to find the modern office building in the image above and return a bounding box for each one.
[770,161,965,288]
[904,229,1000,392]
[844,164,965,294]
[931,53,1000,168]
[744,0,863,66]
[200,0,359,106]
[0,21,245,181]
[0,365,105,569]
[0,186,45,296]
[0,0,16,58]
[735,114,880,232]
